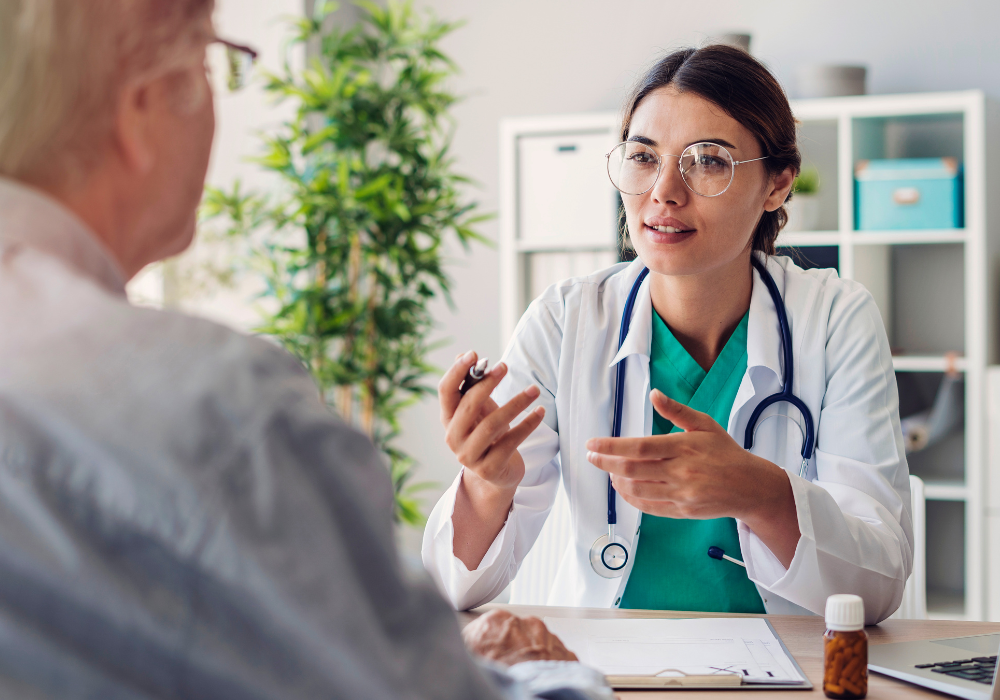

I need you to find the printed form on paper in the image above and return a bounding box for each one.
[543,617,806,685]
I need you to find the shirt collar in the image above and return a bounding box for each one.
[609,258,653,368]
[0,177,127,295]
[608,252,784,382]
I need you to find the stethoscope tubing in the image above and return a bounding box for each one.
[606,258,816,529]
[743,257,816,462]
[609,267,650,527]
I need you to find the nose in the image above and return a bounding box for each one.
[650,155,688,206]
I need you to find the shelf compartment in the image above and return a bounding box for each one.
[523,250,617,306]
[776,245,838,272]
[791,119,839,232]
[925,499,966,620]
[927,589,967,621]
[853,112,965,163]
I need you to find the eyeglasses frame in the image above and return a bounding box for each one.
[605,140,769,198]
[209,37,259,92]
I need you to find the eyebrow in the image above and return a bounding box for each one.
[627,134,739,150]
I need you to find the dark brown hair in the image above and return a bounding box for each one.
[620,45,800,255]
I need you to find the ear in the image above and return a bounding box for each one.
[113,81,157,176]
[763,166,796,213]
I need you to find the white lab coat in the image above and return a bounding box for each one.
[423,254,913,624]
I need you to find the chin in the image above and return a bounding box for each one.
[161,218,198,260]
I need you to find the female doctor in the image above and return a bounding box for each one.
[422,45,913,623]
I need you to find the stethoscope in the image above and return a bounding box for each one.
[590,257,816,579]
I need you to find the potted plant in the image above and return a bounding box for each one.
[785,166,821,232]
[202,0,489,525]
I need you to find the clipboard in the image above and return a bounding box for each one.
[603,620,813,691]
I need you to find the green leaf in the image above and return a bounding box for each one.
[206,0,483,529]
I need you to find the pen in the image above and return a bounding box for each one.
[459,358,489,395]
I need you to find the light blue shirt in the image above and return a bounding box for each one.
[0,178,611,700]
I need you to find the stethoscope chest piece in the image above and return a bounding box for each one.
[590,531,629,578]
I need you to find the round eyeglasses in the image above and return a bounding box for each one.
[606,141,768,198]
[207,38,259,93]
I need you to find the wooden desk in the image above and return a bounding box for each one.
[464,605,1000,699]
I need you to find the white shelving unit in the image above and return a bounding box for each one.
[499,90,1000,621]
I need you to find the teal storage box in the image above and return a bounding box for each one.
[855,158,963,230]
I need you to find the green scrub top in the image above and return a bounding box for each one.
[619,309,766,613]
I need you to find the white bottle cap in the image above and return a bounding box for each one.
[825,594,865,631]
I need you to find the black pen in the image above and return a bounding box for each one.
[459,358,489,395]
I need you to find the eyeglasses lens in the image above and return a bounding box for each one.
[608,142,660,196]
[679,143,734,196]
[207,42,255,93]
[608,142,735,197]
[224,46,254,91]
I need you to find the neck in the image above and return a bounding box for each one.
[37,172,142,280]
[648,250,754,371]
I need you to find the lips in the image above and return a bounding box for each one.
[644,216,694,233]
[642,216,696,243]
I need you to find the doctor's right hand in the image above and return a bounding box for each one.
[439,350,545,497]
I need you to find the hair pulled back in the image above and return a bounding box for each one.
[620,45,800,255]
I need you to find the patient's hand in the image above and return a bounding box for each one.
[462,609,578,666]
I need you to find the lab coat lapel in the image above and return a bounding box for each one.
[603,264,652,601]
[729,254,785,429]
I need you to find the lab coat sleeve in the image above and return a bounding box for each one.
[738,285,914,624]
[422,294,566,611]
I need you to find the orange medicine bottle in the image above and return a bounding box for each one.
[823,594,868,698]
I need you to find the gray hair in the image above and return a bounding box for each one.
[0,0,215,187]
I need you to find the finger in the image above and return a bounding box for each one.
[462,386,541,464]
[587,451,669,480]
[650,389,719,433]
[450,362,509,430]
[479,406,544,469]
[618,490,683,518]
[524,616,548,638]
[610,475,677,501]
[439,350,479,424]
[584,433,685,459]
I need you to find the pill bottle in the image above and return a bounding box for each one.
[823,594,867,699]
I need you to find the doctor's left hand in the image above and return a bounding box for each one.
[585,389,801,565]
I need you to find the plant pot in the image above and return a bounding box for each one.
[785,195,821,232]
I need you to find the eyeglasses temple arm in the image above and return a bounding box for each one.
[215,38,259,61]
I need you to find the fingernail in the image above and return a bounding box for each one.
[462,350,475,362]
[534,406,545,416]
[587,450,594,462]
[526,385,540,398]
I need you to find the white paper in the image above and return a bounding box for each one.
[543,617,805,685]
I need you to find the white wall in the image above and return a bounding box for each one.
[184,1,1000,561]
[157,0,303,326]
[393,0,1000,554]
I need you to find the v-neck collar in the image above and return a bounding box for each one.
[609,254,783,389]
[651,310,749,408]
[650,309,705,392]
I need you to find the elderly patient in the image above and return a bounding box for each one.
[0,2,610,698]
